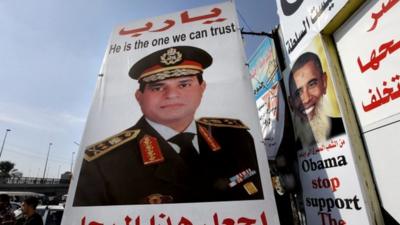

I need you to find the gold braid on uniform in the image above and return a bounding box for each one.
[196,117,249,129]
[84,129,140,162]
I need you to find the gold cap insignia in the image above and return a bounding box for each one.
[160,48,183,65]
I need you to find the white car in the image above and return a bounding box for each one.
[10,201,21,211]
[14,204,64,225]
[36,205,64,225]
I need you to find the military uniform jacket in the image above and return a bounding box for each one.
[73,117,264,206]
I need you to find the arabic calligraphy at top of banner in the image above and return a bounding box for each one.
[118,8,226,38]
[106,6,239,56]
[276,0,348,60]
[367,0,399,32]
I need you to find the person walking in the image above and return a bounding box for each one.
[21,197,43,225]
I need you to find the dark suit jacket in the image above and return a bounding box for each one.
[73,117,264,206]
[328,117,345,139]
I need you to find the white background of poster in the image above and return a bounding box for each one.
[276,0,348,60]
[62,2,279,225]
[334,0,400,222]
[297,134,370,225]
[334,0,400,130]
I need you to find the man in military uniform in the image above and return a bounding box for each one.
[73,46,264,206]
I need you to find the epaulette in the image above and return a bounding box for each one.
[84,128,140,162]
[197,117,249,129]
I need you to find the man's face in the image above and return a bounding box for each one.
[21,202,29,214]
[289,61,327,121]
[135,76,206,130]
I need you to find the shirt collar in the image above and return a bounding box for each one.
[145,118,197,140]
[146,118,199,154]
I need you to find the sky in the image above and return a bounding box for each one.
[0,0,278,178]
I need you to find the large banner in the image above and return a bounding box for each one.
[334,0,400,222]
[283,34,372,225]
[276,0,349,60]
[248,37,284,160]
[62,2,279,225]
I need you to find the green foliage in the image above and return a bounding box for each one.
[0,161,15,178]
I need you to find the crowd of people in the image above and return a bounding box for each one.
[0,194,43,225]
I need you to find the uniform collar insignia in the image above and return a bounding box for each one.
[84,129,140,162]
[198,125,220,151]
[197,117,249,129]
[139,135,165,165]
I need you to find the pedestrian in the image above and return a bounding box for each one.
[0,194,16,225]
[21,197,43,225]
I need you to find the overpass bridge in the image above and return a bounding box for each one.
[0,177,70,197]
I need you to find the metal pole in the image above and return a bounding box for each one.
[42,142,52,179]
[70,152,75,172]
[57,165,61,178]
[0,129,11,160]
[71,141,79,172]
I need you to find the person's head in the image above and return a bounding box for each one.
[129,46,212,131]
[288,52,327,122]
[0,194,10,210]
[288,52,331,147]
[21,197,39,216]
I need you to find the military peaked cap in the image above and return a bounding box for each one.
[129,46,213,83]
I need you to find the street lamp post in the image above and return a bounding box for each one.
[70,152,75,172]
[0,129,11,160]
[57,165,61,178]
[42,142,53,179]
[71,141,79,173]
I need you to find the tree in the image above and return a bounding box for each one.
[0,161,22,178]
